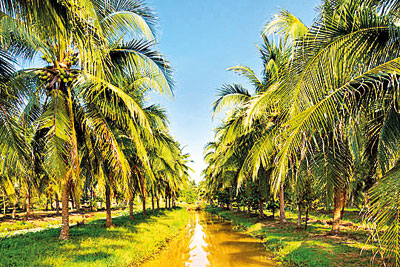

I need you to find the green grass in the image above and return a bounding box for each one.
[0,208,189,267]
[0,209,129,235]
[206,206,381,267]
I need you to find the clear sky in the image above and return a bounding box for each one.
[147,0,320,183]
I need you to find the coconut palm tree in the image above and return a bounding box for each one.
[250,0,400,260]
[208,30,300,222]
[0,0,173,239]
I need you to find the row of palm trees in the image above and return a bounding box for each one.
[203,0,400,263]
[0,0,190,240]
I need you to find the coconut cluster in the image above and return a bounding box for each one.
[38,54,78,86]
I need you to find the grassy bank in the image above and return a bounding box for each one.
[206,206,381,267]
[0,208,189,267]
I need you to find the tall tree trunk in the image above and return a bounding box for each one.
[332,188,345,233]
[50,195,54,210]
[142,196,146,215]
[55,193,60,216]
[12,196,18,219]
[70,190,75,210]
[90,187,94,211]
[247,202,251,214]
[59,184,70,240]
[165,196,168,209]
[279,183,286,223]
[139,173,147,215]
[297,205,302,229]
[151,194,154,211]
[129,198,134,220]
[76,196,80,212]
[105,182,112,227]
[325,192,330,213]
[305,207,309,230]
[2,194,6,215]
[340,189,347,219]
[259,200,265,219]
[25,191,31,218]
[45,194,49,211]
[156,196,160,210]
[12,190,19,219]
[349,192,354,208]
[228,187,233,211]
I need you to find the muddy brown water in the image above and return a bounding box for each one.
[141,211,277,267]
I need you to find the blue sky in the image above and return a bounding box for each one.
[147,0,320,183]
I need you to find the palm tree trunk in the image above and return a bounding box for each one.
[12,189,20,219]
[349,193,354,208]
[12,195,18,219]
[228,187,233,211]
[166,196,169,209]
[105,182,112,227]
[297,205,302,229]
[2,194,6,215]
[142,196,146,215]
[59,184,70,240]
[25,191,31,218]
[90,187,94,211]
[340,189,347,219]
[279,183,286,223]
[247,202,251,214]
[259,200,265,219]
[129,198,134,220]
[76,195,80,212]
[50,195,54,210]
[305,207,309,230]
[45,194,49,211]
[151,194,154,211]
[70,190,75,210]
[55,193,60,216]
[156,196,160,210]
[332,188,345,233]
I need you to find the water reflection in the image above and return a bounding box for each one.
[142,212,276,267]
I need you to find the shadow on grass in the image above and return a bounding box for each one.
[72,252,111,262]
[0,207,185,267]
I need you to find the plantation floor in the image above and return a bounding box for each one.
[207,207,383,267]
[0,208,189,267]
[0,209,130,237]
